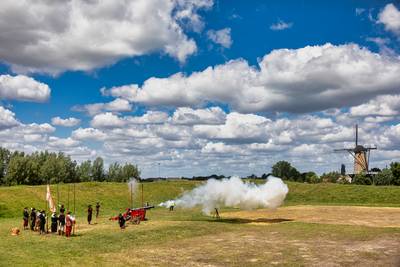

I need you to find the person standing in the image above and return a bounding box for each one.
[23,207,29,230]
[51,212,58,233]
[169,201,175,211]
[59,204,65,214]
[58,211,65,235]
[65,211,73,237]
[118,213,126,229]
[87,205,93,224]
[30,208,36,231]
[39,210,46,234]
[95,202,100,218]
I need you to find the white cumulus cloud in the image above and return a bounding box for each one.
[0,75,50,102]
[0,106,20,130]
[101,43,400,113]
[207,28,232,48]
[0,0,213,74]
[51,117,81,127]
[73,98,132,116]
[378,3,400,37]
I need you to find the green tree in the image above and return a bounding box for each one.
[77,160,92,182]
[390,162,400,185]
[121,163,140,182]
[92,157,105,182]
[271,161,300,181]
[373,168,393,186]
[107,162,122,182]
[352,172,372,185]
[5,152,26,185]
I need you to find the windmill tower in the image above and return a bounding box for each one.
[334,125,377,174]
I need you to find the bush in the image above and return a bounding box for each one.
[373,168,393,186]
[301,172,320,183]
[320,171,341,183]
[352,172,372,185]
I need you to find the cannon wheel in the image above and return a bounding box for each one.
[131,216,141,225]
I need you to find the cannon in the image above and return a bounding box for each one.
[110,205,154,224]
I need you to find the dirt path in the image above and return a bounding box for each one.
[222,205,400,228]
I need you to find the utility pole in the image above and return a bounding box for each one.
[158,162,161,178]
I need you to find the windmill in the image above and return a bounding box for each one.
[334,124,377,174]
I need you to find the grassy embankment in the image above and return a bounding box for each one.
[0,180,399,266]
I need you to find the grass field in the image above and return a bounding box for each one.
[1,180,400,266]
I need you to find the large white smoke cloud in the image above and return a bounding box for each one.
[159,176,288,214]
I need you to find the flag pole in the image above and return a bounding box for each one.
[57,177,59,208]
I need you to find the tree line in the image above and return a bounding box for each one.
[270,160,400,186]
[0,147,140,186]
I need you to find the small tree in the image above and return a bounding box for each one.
[373,168,393,186]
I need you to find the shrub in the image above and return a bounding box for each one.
[352,172,372,185]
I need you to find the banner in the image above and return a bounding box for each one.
[46,184,56,212]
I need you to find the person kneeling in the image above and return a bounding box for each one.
[118,213,126,229]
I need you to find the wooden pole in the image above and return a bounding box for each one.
[141,183,144,207]
[67,184,70,211]
[73,182,76,236]
[130,183,133,208]
[73,183,76,215]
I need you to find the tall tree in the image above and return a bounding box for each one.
[92,157,105,182]
[77,160,92,182]
[271,161,300,181]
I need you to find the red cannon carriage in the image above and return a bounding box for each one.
[110,206,154,224]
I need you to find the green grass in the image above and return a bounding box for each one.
[0,180,400,266]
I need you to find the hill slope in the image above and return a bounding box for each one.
[1,180,399,218]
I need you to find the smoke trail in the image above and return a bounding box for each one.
[128,178,138,202]
[159,176,288,214]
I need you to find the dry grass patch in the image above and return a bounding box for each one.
[222,205,400,228]
[100,223,400,267]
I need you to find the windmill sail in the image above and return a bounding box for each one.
[46,184,56,212]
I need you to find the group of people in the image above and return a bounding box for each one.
[23,204,76,237]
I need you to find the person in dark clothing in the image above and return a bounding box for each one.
[23,207,29,230]
[59,204,65,214]
[58,212,65,235]
[214,208,220,219]
[51,212,58,233]
[30,208,36,231]
[118,213,126,229]
[95,202,100,218]
[87,205,93,224]
[39,210,46,234]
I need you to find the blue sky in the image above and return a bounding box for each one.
[0,0,399,177]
